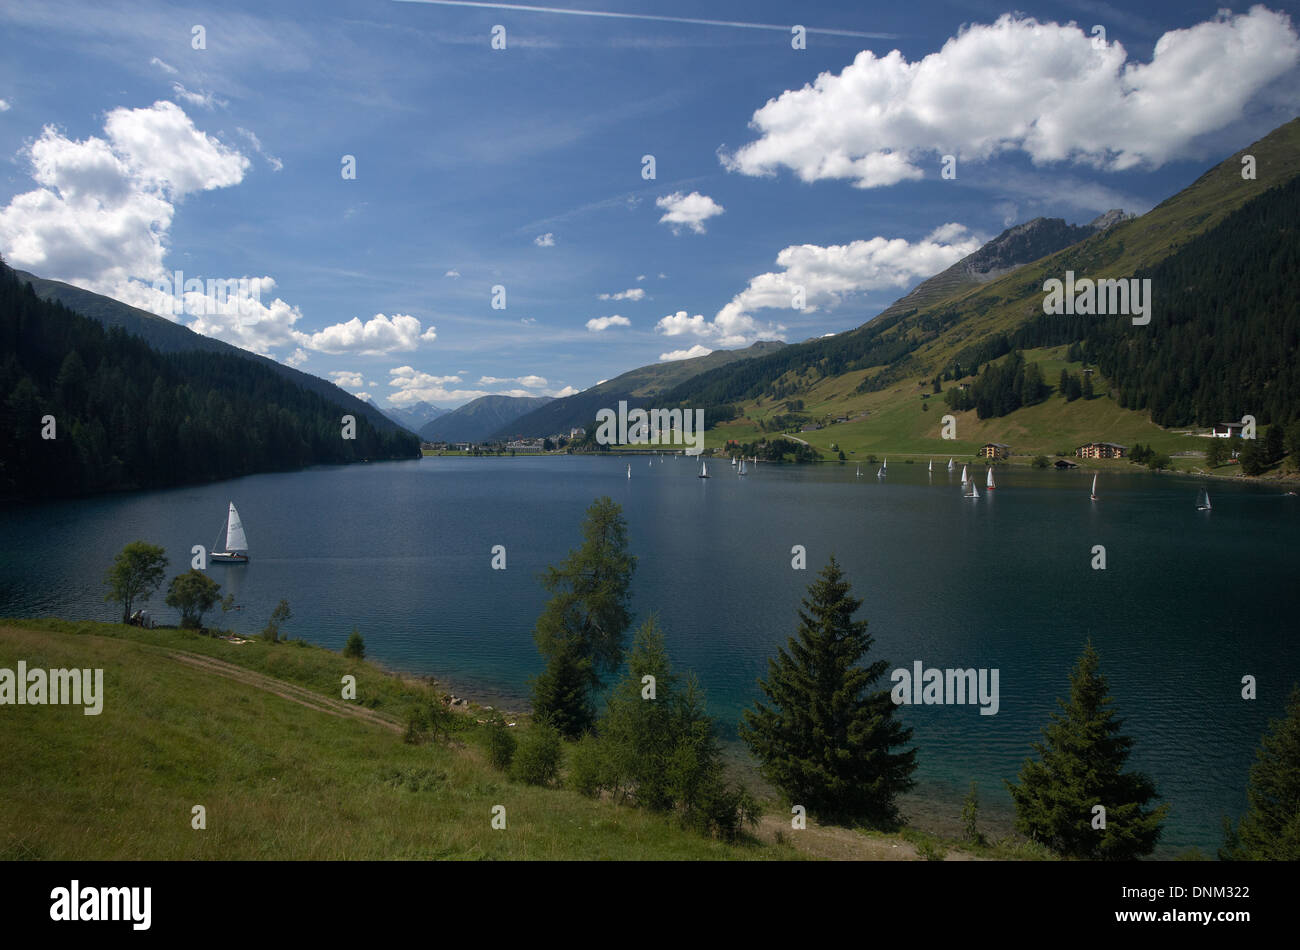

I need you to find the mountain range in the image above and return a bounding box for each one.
[419,394,555,443]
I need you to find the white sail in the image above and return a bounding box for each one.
[1197,487,1211,510]
[739,460,747,475]
[987,467,995,489]
[961,464,968,484]
[972,482,979,498]
[1091,473,1098,499]
[948,457,954,471]
[856,464,861,477]
[627,464,631,479]
[928,459,933,472]
[225,503,248,553]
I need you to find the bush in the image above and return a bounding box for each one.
[487,721,517,772]
[566,734,606,797]
[510,718,562,786]
[343,629,365,659]
[403,707,429,745]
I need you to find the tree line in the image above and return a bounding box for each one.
[511,497,1298,858]
[0,259,419,499]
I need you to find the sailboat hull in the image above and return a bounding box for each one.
[210,552,248,563]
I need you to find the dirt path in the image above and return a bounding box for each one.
[165,650,403,734]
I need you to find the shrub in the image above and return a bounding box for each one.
[487,721,517,772]
[403,707,428,745]
[343,629,365,660]
[510,718,562,786]
[566,734,606,797]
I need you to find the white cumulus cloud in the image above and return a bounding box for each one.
[534,232,556,246]
[655,191,724,234]
[303,313,437,356]
[721,8,1300,188]
[659,345,714,361]
[598,288,645,301]
[693,223,984,344]
[586,315,631,332]
[329,370,365,389]
[0,101,248,293]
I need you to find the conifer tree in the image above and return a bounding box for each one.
[1007,641,1168,859]
[1220,685,1300,860]
[531,496,636,737]
[740,556,916,826]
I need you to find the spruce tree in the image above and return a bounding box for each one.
[1007,641,1168,859]
[1220,685,1300,860]
[740,556,916,826]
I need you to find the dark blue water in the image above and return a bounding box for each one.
[3,455,1296,854]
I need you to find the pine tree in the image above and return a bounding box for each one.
[740,556,916,826]
[1007,641,1168,859]
[1220,685,1300,860]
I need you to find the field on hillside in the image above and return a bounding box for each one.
[0,620,795,860]
[706,345,1218,467]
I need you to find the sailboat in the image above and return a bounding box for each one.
[877,458,887,478]
[947,457,954,472]
[986,467,996,490]
[1090,473,1099,501]
[928,459,933,473]
[739,459,748,476]
[731,456,737,466]
[211,502,249,563]
[963,478,979,499]
[1196,486,1212,511]
[698,459,710,478]
[960,464,968,484]
[856,463,862,477]
[627,464,631,479]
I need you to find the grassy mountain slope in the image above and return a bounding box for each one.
[0,618,794,860]
[13,269,404,436]
[496,340,786,439]
[420,394,554,442]
[678,118,1300,458]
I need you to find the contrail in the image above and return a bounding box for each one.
[392,0,896,40]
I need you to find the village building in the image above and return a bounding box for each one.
[1212,422,1245,438]
[979,442,1011,460]
[1076,442,1128,459]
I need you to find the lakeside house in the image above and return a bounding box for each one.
[570,427,586,439]
[979,442,1011,460]
[1077,441,1128,459]
[1054,459,1079,469]
[1212,422,1245,438]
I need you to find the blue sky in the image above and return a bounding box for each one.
[1,0,1298,408]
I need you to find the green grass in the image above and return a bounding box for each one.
[0,619,800,860]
